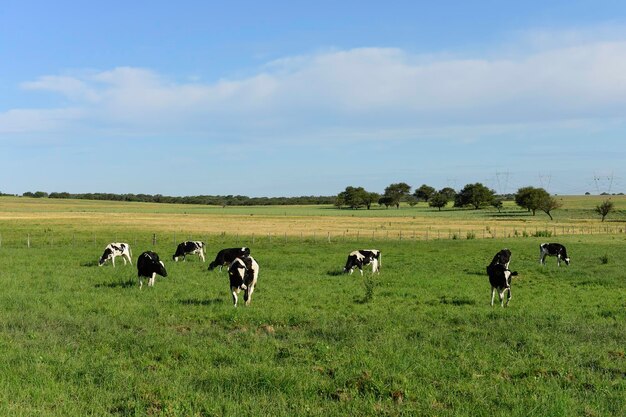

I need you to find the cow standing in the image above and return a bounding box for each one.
[208,247,251,271]
[172,241,206,262]
[487,263,518,307]
[98,242,132,267]
[228,256,259,307]
[344,249,381,275]
[137,251,168,289]
[539,243,570,266]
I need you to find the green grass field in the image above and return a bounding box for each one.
[0,198,624,416]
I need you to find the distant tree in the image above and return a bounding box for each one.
[454,183,495,209]
[378,196,394,208]
[428,192,449,211]
[337,186,369,209]
[491,198,504,212]
[406,195,419,207]
[363,192,380,210]
[383,182,411,209]
[515,186,550,215]
[413,184,436,202]
[539,195,562,220]
[439,187,457,202]
[595,199,615,222]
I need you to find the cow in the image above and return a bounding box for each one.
[487,263,518,307]
[172,241,206,262]
[137,251,167,289]
[98,242,132,267]
[343,249,381,275]
[488,248,511,270]
[228,256,259,307]
[208,247,251,271]
[539,243,570,266]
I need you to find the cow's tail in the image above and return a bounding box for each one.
[378,252,382,268]
[129,245,133,259]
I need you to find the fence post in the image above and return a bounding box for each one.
[152,234,157,246]
[27,234,30,248]
[327,232,331,243]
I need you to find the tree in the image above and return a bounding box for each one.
[439,187,457,202]
[413,184,436,202]
[406,195,419,207]
[337,186,369,209]
[454,183,495,209]
[383,182,411,209]
[515,186,550,215]
[378,196,394,208]
[363,192,380,210]
[595,199,615,222]
[491,198,504,212]
[428,192,449,211]
[539,195,562,220]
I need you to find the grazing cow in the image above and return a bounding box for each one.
[487,263,518,307]
[208,247,251,271]
[172,241,206,262]
[488,248,511,270]
[98,242,132,267]
[228,256,259,307]
[539,243,570,266]
[343,249,381,275]
[137,251,167,289]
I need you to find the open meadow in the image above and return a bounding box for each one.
[0,196,624,416]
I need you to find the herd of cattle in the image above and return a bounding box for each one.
[97,240,570,308]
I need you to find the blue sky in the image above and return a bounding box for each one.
[1,1,625,196]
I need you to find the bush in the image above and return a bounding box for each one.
[532,230,552,238]
[466,232,476,240]
[600,254,609,264]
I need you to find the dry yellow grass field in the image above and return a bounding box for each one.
[1,195,624,240]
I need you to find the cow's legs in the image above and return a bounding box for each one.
[111,256,116,267]
[505,287,511,307]
[244,284,255,306]
[231,287,239,307]
[149,272,156,287]
[199,252,205,262]
[490,287,496,306]
[139,277,143,289]
[539,253,546,265]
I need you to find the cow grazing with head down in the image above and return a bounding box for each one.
[487,263,518,307]
[539,243,570,266]
[208,247,251,271]
[344,249,381,275]
[172,241,205,262]
[137,251,167,289]
[228,256,259,307]
[99,242,132,267]
[488,248,511,270]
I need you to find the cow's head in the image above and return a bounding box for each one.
[156,261,168,277]
[563,257,570,266]
[98,248,113,266]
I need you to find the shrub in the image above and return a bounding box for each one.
[532,230,552,238]
[600,254,609,264]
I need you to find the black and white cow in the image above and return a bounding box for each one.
[488,248,511,270]
[98,242,132,267]
[137,251,168,289]
[343,249,381,275]
[539,243,570,266]
[172,241,206,262]
[208,247,251,271]
[228,256,259,307]
[487,263,518,307]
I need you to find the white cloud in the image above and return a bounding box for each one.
[3,30,626,141]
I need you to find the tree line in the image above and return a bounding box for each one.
[335,182,618,221]
[16,192,335,206]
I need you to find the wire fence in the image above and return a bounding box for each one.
[0,224,624,249]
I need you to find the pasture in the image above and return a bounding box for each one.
[0,197,624,416]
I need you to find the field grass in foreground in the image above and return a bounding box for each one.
[0,234,623,416]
